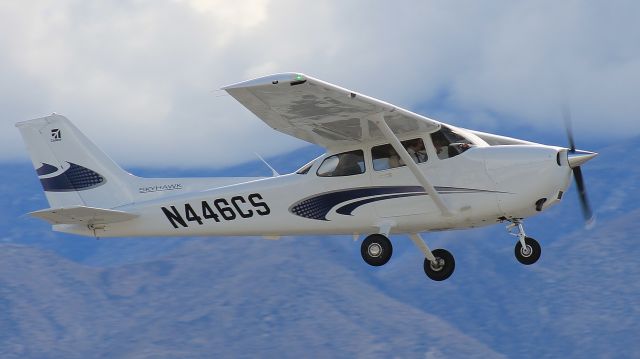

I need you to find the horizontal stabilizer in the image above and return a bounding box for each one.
[29,206,138,225]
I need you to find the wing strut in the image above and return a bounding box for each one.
[370,113,453,217]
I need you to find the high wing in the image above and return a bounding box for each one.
[223,73,442,149]
[224,73,453,216]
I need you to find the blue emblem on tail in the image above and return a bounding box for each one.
[37,162,105,192]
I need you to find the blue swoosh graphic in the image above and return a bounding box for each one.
[39,162,106,192]
[36,163,58,176]
[289,186,423,221]
[335,193,424,216]
[290,186,504,220]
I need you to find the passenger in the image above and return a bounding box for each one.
[388,148,401,168]
[405,139,427,163]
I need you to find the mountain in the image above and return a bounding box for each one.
[0,240,502,358]
[0,136,638,358]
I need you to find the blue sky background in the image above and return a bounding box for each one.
[1,1,638,167]
[1,2,639,358]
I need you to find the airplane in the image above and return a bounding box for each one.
[15,73,597,281]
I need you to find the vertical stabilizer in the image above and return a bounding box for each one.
[15,114,135,209]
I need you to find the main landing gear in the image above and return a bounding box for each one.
[360,233,455,281]
[410,233,455,281]
[506,219,541,265]
[360,234,393,266]
[360,219,541,281]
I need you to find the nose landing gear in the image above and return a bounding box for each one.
[506,219,541,265]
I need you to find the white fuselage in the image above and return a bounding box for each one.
[59,143,572,238]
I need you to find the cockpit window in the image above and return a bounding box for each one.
[317,150,365,177]
[431,125,474,160]
[372,138,427,171]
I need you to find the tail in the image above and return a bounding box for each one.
[15,114,135,209]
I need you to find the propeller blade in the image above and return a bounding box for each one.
[563,106,576,152]
[572,166,594,223]
[563,105,595,227]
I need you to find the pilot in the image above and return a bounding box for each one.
[432,135,450,160]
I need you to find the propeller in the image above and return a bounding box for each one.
[563,107,596,227]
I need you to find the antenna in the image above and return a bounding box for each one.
[254,152,279,177]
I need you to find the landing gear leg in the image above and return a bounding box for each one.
[409,233,455,281]
[506,219,541,265]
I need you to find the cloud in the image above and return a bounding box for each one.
[1,1,638,168]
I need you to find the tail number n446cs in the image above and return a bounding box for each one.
[161,193,270,229]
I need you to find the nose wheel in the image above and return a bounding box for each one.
[506,219,542,265]
[515,236,541,265]
[361,234,393,266]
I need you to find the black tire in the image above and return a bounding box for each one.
[361,234,393,266]
[515,236,541,265]
[424,248,455,281]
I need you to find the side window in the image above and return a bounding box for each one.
[317,150,365,177]
[431,126,473,160]
[372,138,427,171]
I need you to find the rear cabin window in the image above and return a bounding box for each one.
[317,150,366,177]
[430,126,473,160]
[372,138,427,171]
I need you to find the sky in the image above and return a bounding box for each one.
[1,1,638,168]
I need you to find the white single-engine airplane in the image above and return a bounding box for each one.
[16,73,597,281]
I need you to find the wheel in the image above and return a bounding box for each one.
[514,236,541,265]
[423,248,455,281]
[361,234,393,266]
